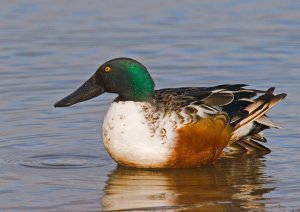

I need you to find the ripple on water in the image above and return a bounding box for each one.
[19,154,108,169]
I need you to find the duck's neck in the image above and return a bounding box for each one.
[115,64,155,101]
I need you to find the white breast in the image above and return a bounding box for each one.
[102,101,176,167]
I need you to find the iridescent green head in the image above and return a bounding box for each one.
[54,58,155,107]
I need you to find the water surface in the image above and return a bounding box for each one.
[0,0,299,211]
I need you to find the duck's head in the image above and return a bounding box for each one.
[54,58,155,107]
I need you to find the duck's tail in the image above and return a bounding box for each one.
[227,88,287,154]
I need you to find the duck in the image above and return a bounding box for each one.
[54,58,287,168]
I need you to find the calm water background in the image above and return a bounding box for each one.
[1,0,299,211]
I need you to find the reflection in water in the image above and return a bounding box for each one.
[101,155,274,211]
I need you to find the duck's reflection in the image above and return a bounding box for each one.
[101,155,275,211]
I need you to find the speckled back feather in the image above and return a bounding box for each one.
[152,84,286,154]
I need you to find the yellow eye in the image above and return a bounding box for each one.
[104,66,111,72]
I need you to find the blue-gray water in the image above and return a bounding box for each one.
[1,0,299,211]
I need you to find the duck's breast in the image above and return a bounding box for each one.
[102,101,176,168]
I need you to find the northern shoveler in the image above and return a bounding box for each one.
[54,58,287,168]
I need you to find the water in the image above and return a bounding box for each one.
[0,0,299,211]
